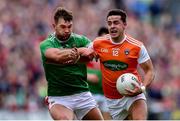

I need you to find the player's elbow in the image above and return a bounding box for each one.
[148,69,155,85]
[151,70,155,82]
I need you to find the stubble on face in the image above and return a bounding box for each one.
[107,16,126,43]
[54,18,73,41]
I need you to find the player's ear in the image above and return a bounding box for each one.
[123,22,127,29]
[52,23,56,29]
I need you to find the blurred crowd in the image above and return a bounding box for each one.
[0,0,179,119]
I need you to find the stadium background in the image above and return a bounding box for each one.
[0,0,179,120]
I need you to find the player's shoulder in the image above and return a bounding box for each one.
[40,34,54,47]
[71,33,82,38]
[71,33,87,40]
[94,34,110,43]
[126,34,143,47]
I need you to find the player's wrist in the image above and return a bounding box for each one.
[74,54,80,63]
[77,48,85,55]
[140,85,146,93]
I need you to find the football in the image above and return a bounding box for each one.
[116,73,139,95]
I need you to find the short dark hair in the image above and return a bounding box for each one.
[54,7,73,23]
[98,27,109,36]
[106,9,127,23]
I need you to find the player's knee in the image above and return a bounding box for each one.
[133,116,147,120]
[60,116,71,120]
[56,115,72,120]
[130,107,147,120]
[51,112,73,120]
[132,113,147,120]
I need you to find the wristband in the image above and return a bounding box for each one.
[140,85,146,93]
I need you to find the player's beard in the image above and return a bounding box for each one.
[56,33,71,41]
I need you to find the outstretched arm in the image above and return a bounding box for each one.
[45,48,80,65]
[77,48,97,63]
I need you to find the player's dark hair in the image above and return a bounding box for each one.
[54,7,73,23]
[107,9,127,23]
[98,27,109,36]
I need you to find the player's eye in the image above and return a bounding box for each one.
[68,25,72,29]
[60,25,66,29]
[107,21,112,26]
[113,21,120,25]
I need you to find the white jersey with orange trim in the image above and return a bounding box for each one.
[89,34,150,99]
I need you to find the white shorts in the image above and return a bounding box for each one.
[47,92,97,120]
[92,94,109,112]
[106,93,146,120]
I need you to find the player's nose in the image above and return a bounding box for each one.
[64,28,70,33]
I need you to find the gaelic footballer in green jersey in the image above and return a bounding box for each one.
[40,33,92,96]
[39,7,103,120]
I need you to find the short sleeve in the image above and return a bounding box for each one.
[81,36,91,47]
[138,45,150,64]
[39,41,52,57]
[87,42,94,49]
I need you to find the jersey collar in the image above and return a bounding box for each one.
[110,34,127,45]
